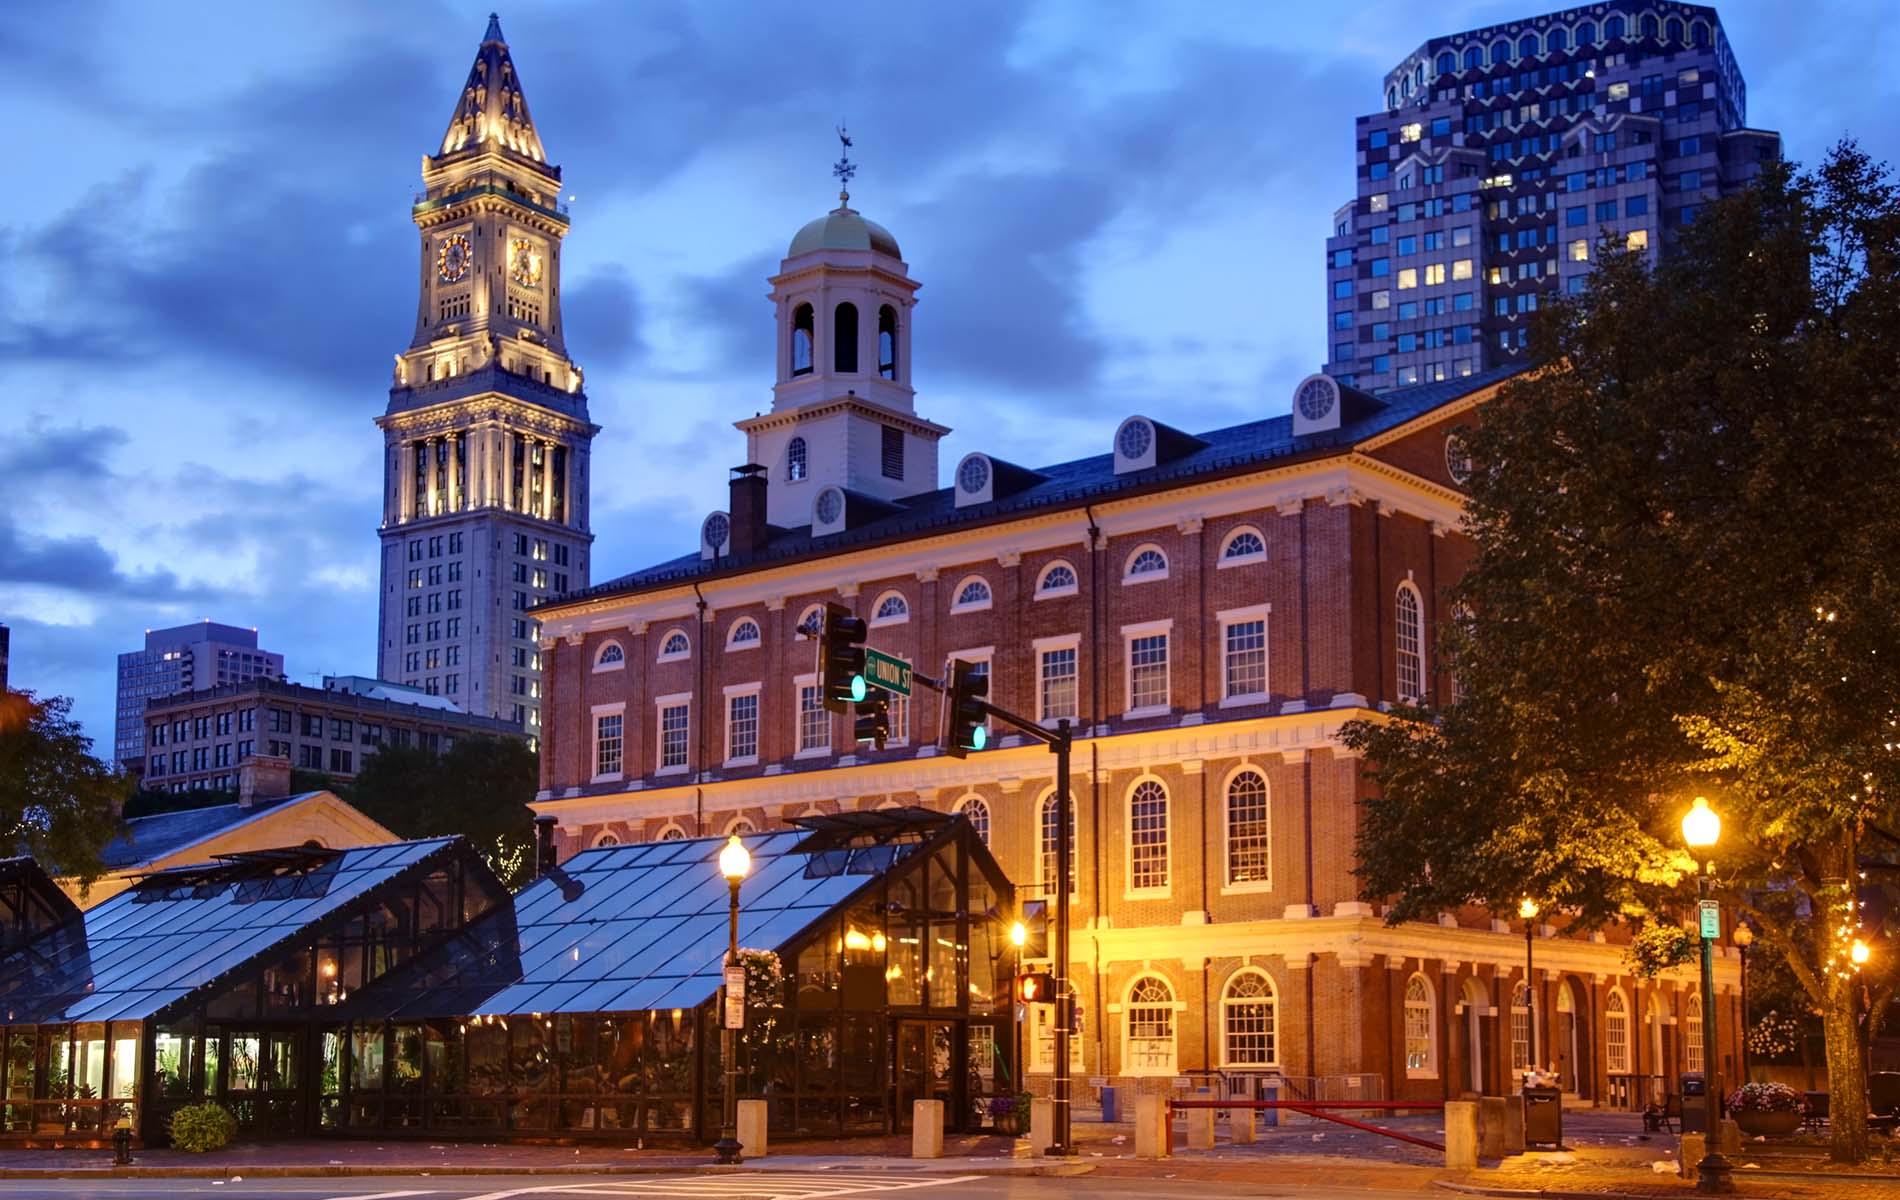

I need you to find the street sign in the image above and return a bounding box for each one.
[863,648,912,696]
[723,965,746,1030]
[1698,899,1721,940]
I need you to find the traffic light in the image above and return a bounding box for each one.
[940,657,988,757]
[854,686,892,750]
[817,601,867,714]
[1016,972,1057,1004]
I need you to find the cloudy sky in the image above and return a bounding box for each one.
[3,1,1896,752]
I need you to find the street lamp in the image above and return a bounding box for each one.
[1732,922,1754,1083]
[1680,796,1732,1195]
[1518,898,1539,1084]
[1010,920,1028,1093]
[713,834,751,1165]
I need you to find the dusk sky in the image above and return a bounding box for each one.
[3,1,1896,751]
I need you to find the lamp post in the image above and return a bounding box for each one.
[1681,796,1732,1195]
[1010,920,1028,1094]
[1731,922,1754,1084]
[1519,898,1539,1083]
[714,835,751,1165]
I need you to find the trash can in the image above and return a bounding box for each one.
[1523,1086,1563,1147]
[1680,1074,1707,1134]
[1260,1075,1281,1127]
[1100,1085,1120,1124]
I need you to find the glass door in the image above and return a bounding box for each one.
[892,1021,958,1133]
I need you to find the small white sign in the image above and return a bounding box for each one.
[723,965,746,1030]
[1698,899,1721,940]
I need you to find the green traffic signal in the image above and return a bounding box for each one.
[850,674,867,703]
[970,725,987,751]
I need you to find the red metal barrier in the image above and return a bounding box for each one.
[1168,1098,1447,1152]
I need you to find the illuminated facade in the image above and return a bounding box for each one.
[114,621,284,769]
[375,15,598,739]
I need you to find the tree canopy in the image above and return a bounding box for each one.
[0,691,130,887]
[1343,143,1900,1161]
[345,733,538,887]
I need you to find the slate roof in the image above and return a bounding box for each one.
[99,793,316,870]
[552,366,1521,609]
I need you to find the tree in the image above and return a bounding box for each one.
[1343,143,1900,1162]
[0,692,130,889]
[345,734,538,887]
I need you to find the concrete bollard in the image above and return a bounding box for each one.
[1716,1118,1741,1155]
[1232,1106,1257,1145]
[911,1099,944,1158]
[1135,1093,1171,1159]
[1478,1096,1506,1160]
[1444,1100,1479,1170]
[1186,1104,1215,1150]
[737,1099,768,1159]
[1502,1095,1525,1155]
[1679,1133,1704,1179]
[1028,1097,1054,1153]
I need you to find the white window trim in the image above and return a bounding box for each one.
[590,829,623,849]
[1121,543,1170,584]
[654,691,691,776]
[1035,560,1079,599]
[792,672,830,759]
[592,640,627,673]
[1119,974,1183,1077]
[953,793,991,844]
[1217,968,1281,1068]
[950,575,993,614]
[655,628,691,663]
[1033,633,1082,725]
[655,821,688,841]
[1217,604,1273,709]
[1217,526,1268,568]
[590,702,627,783]
[794,605,824,639]
[1404,973,1439,1078]
[1219,762,1274,894]
[725,619,763,652]
[1123,773,1172,900]
[1121,619,1173,719]
[722,815,757,837]
[1395,579,1427,703]
[722,682,762,768]
[869,590,911,628]
[1037,786,1079,900]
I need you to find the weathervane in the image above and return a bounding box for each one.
[833,123,856,206]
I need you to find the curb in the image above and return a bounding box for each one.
[0,1160,1096,1181]
[1434,1183,1668,1200]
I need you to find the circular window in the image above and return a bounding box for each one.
[1445,435,1472,485]
[702,512,731,550]
[815,488,844,526]
[957,455,991,495]
[1117,419,1154,461]
[1296,377,1338,422]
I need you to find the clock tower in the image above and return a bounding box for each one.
[374,13,598,744]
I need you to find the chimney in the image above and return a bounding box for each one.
[237,754,293,809]
[728,464,769,558]
[534,813,560,877]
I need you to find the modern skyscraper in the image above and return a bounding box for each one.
[114,621,284,767]
[1322,2,1779,393]
[375,15,598,743]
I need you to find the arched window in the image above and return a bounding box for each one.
[877,305,898,380]
[657,629,690,662]
[1222,970,1278,1066]
[594,641,625,671]
[1395,582,1425,701]
[834,301,859,373]
[1412,62,1424,89]
[725,817,756,837]
[954,795,990,844]
[1126,976,1177,1073]
[1577,20,1596,45]
[1404,974,1436,1073]
[1128,779,1170,892]
[791,304,814,377]
[1490,39,1509,64]
[951,576,992,613]
[1547,27,1568,52]
[796,604,824,637]
[871,590,909,626]
[1387,86,1399,110]
[1683,994,1703,1066]
[1691,20,1710,47]
[591,831,621,848]
[1463,45,1483,70]
[1435,51,1454,76]
[1605,990,1631,1074]
[1640,14,1659,39]
[1124,545,1168,581]
[1036,562,1078,596]
[1224,768,1270,886]
[1665,17,1682,44]
[1518,33,1539,57]
[1039,790,1076,895]
[1605,15,1625,40]
[787,436,808,482]
[1510,982,1533,1071]
[658,824,686,842]
[1220,527,1266,564]
[727,619,761,649]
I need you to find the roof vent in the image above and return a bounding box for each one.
[953,452,1047,508]
[812,486,848,537]
[700,511,732,560]
[1112,415,1209,475]
[1291,373,1344,436]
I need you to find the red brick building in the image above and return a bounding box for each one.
[530,197,1739,1109]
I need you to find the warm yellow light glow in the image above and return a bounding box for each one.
[1850,940,1871,966]
[844,929,871,951]
[1681,796,1721,849]
[871,932,887,953]
[1010,921,1027,948]
[1732,923,1754,948]
[1518,898,1539,920]
[719,834,751,881]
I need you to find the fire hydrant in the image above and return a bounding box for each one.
[113,1115,134,1166]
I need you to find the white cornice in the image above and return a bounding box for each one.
[734,395,949,438]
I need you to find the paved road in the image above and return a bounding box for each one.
[0,1171,1434,1200]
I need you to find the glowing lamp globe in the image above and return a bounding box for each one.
[1850,939,1871,966]
[1681,796,1721,850]
[1732,923,1754,949]
[1518,898,1539,920]
[1010,921,1027,948]
[719,834,751,882]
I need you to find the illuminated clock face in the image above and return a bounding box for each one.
[436,234,471,284]
[510,238,543,287]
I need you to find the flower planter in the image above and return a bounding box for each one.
[1734,1109,1802,1137]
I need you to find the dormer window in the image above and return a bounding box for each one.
[791,304,814,377]
[878,305,898,379]
[787,436,808,482]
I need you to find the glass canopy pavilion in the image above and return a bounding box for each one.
[0,810,1012,1144]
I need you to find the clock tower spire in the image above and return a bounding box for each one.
[374,14,598,744]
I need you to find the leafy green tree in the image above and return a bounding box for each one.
[345,734,537,887]
[0,692,130,889]
[1343,143,1900,1162]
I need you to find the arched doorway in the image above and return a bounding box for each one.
[1462,978,1489,1094]
[1555,979,1585,1096]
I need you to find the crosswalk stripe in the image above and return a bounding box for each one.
[463,1173,977,1200]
